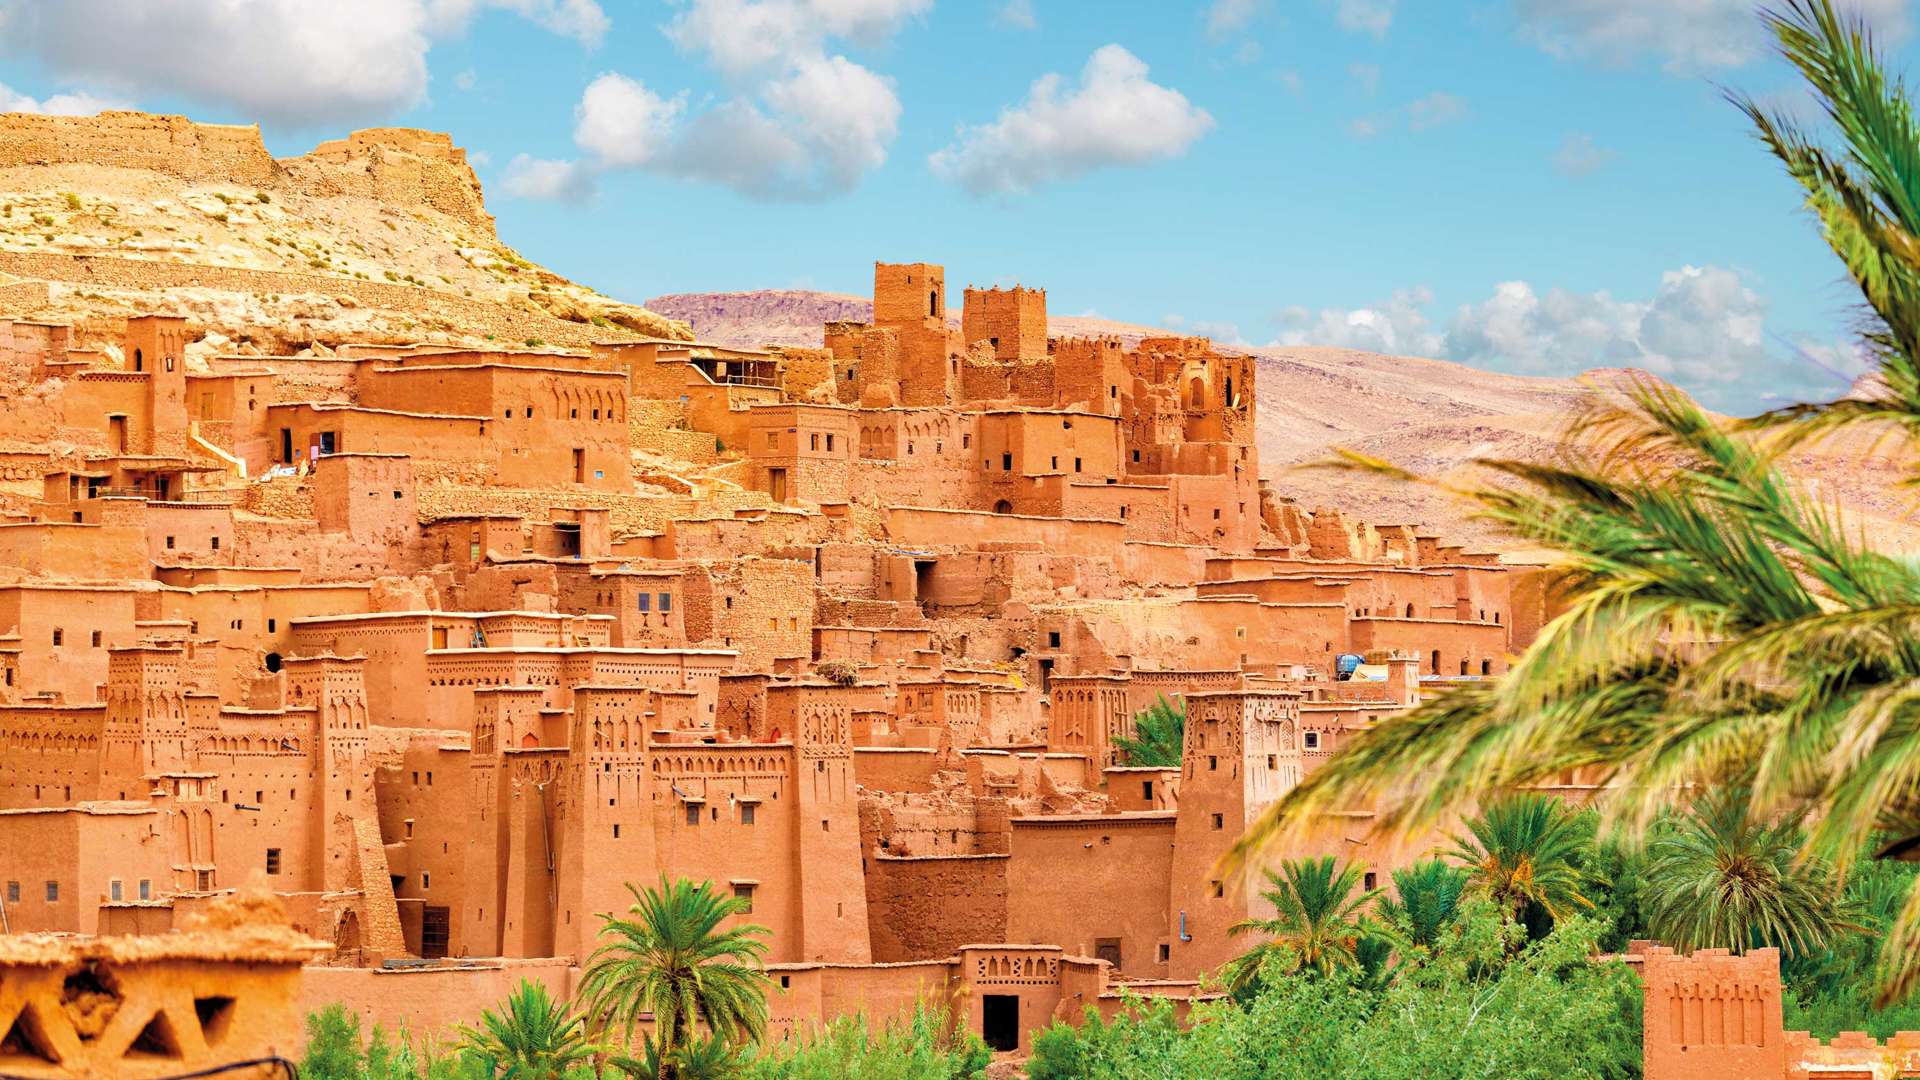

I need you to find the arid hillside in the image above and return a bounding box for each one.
[645,288,1919,550]
[0,111,688,363]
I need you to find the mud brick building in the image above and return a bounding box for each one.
[0,259,1547,1054]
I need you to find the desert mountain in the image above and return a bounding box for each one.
[646,289,1919,549]
[0,112,688,363]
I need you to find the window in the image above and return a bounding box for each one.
[110,880,123,902]
[825,434,834,451]
[422,871,431,889]
[45,881,58,902]
[1142,780,1154,800]
[265,848,281,875]
[658,593,671,613]
[638,593,651,613]
[1303,731,1320,750]
[1074,457,1082,471]
[1210,813,1224,830]
[1002,452,1013,471]
[138,880,150,900]
[685,804,701,826]
[1482,659,1493,675]
[1048,631,1061,649]
[1267,755,1276,770]
[1158,943,1170,962]
[734,883,755,912]
[404,820,414,840]
[1208,756,1218,771]
[1363,872,1378,890]
[51,628,62,647]
[90,631,101,648]
[741,803,756,825]
[210,536,220,551]
[1210,880,1224,898]
[268,619,276,632]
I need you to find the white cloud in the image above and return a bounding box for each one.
[0,0,607,128]
[1510,0,1908,74]
[0,81,126,116]
[1332,0,1395,37]
[1275,287,1442,356]
[1552,132,1615,177]
[995,0,1037,30]
[1347,90,1465,138]
[929,45,1214,196]
[501,154,595,202]
[454,68,479,92]
[664,0,929,80]
[426,0,609,46]
[467,149,491,167]
[1206,0,1264,40]
[1348,63,1380,95]
[1407,90,1466,131]
[572,72,686,168]
[512,0,913,202]
[1270,267,1861,410]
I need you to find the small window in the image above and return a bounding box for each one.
[810,433,819,450]
[734,883,755,912]
[4,882,15,903]
[109,880,123,902]
[1363,872,1378,891]
[638,593,651,613]
[1211,813,1224,830]
[1210,880,1224,899]
[422,871,431,889]
[51,628,62,647]
[138,880,151,900]
[268,619,276,632]
[45,881,58,902]
[742,803,756,825]
[210,536,220,551]
[1157,943,1170,962]
[613,824,621,838]
[404,820,414,840]
[1303,731,1320,750]
[265,848,281,875]
[658,593,672,613]
[90,631,101,648]
[1266,755,1276,770]
[1208,756,1218,770]
[166,535,175,549]
[1048,631,1061,649]
[1142,780,1154,800]
[685,804,700,826]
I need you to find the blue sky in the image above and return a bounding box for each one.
[0,0,1913,412]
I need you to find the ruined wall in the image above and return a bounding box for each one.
[864,853,1009,963]
[0,112,275,184]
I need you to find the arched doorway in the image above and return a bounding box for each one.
[993,499,1013,514]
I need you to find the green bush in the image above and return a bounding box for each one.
[746,1003,988,1080]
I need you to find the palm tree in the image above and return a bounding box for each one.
[1447,794,1594,928]
[1642,791,1858,958]
[1221,855,1382,993]
[452,979,602,1080]
[1113,695,1184,766]
[611,1035,744,1080]
[577,876,771,1080]
[1224,0,1920,1003]
[1376,859,1470,952]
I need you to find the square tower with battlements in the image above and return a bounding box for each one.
[872,262,957,406]
[963,285,1047,361]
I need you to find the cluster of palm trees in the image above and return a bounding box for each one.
[1224,791,1869,995]
[454,876,772,1080]
[1230,0,1920,1005]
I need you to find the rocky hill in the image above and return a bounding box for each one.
[0,111,688,362]
[643,288,1920,550]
